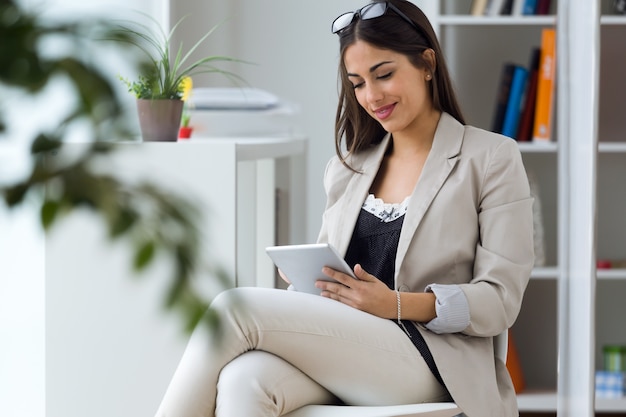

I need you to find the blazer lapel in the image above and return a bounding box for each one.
[395,113,464,277]
[334,134,392,256]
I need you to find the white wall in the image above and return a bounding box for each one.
[0,169,45,417]
[20,0,168,24]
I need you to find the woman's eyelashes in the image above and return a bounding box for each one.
[352,81,365,90]
[351,72,393,90]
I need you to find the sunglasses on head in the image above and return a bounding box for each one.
[331,1,420,34]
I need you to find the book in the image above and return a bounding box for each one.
[532,28,556,143]
[491,63,516,134]
[506,329,526,393]
[501,65,529,138]
[471,0,489,16]
[521,0,538,15]
[500,0,515,15]
[484,0,506,16]
[511,0,526,16]
[535,0,552,14]
[516,47,541,141]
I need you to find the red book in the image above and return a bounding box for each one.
[535,0,552,14]
[516,48,541,142]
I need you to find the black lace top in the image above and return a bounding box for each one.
[344,206,444,386]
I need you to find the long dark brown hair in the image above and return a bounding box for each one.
[334,0,465,164]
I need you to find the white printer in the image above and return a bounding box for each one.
[187,87,299,138]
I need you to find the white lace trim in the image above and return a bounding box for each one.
[362,194,410,222]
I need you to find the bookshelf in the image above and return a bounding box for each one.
[417,0,626,415]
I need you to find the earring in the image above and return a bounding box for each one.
[425,73,432,80]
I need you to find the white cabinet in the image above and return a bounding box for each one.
[44,137,306,417]
[420,1,626,415]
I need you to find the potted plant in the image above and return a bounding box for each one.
[117,15,244,142]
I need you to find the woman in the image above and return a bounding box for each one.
[154,1,534,416]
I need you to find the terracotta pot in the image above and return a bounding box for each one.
[136,99,184,142]
[178,126,193,139]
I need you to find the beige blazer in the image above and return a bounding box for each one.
[317,112,534,417]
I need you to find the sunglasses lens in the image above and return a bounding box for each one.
[360,2,387,20]
[332,2,389,34]
[332,12,356,34]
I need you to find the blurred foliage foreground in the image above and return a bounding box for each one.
[0,0,227,332]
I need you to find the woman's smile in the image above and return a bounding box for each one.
[373,103,396,120]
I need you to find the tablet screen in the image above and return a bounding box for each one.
[265,243,355,295]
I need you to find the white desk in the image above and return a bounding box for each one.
[44,136,306,417]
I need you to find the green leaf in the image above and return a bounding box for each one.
[40,200,60,230]
[55,58,120,121]
[183,298,210,334]
[133,241,156,271]
[3,183,28,206]
[165,275,185,308]
[30,134,61,154]
[203,307,221,331]
[109,207,136,238]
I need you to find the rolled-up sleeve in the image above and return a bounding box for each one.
[424,284,470,334]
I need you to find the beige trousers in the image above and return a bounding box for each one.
[154,287,448,417]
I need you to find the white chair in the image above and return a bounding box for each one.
[283,330,508,417]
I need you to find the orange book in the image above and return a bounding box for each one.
[506,329,526,393]
[532,28,556,143]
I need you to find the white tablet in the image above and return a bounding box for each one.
[265,243,356,295]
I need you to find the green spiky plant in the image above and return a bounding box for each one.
[117,14,246,100]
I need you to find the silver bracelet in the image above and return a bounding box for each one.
[396,290,412,338]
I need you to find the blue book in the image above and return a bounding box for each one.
[501,65,529,139]
[522,0,538,14]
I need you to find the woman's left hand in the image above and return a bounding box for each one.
[316,264,396,319]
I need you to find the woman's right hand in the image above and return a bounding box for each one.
[316,264,397,319]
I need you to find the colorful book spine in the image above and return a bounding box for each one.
[535,0,552,15]
[532,28,556,143]
[516,47,541,141]
[471,0,489,16]
[500,0,515,15]
[484,0,505,16]
[522,0,538,15]
[491,63,516,134]
[502,66,529,138]
[511,0,526,16]
[506,329,527,394]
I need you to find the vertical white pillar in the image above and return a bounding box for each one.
[236,160,257,288]
[556,1,599,416]
[256,159,276,288]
